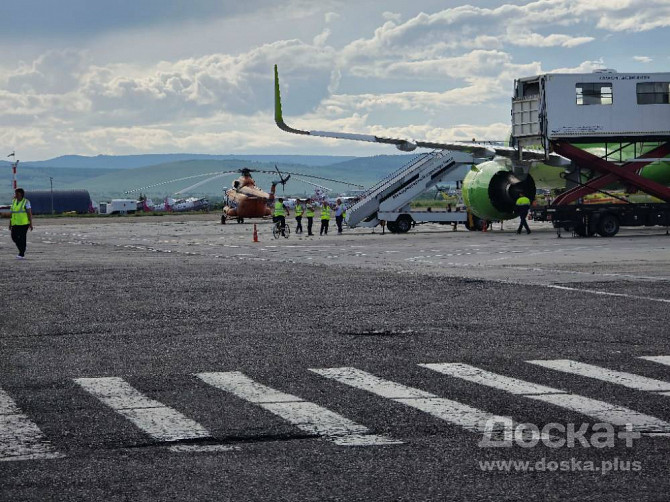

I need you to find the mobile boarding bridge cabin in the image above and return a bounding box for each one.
[512,70,670,149]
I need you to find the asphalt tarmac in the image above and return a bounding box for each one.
[1,215,669,501]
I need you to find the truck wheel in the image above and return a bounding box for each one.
[574,224,591,237]
[221,215,227,224]
[396,216,413,233]
[465,215,484,231]
[597,213,619,237]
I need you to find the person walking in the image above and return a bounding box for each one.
[305,199,315,236]
[9,188,33,259]
[515,193,532,235]
[294,198,304,234]
[334,198,346,234]
[320,200,331,236]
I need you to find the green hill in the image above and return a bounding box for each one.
[1,154,443,202]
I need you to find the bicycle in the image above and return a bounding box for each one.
[272,220,290,239]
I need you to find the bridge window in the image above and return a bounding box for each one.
[637,82,670,104]
[576,83,613,105]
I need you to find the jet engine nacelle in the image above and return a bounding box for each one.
[395,140,418,152]
[462,159,536,221]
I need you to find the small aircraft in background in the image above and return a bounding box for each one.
[139,196,209,212]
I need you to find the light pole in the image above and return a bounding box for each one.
[50,177,54,214]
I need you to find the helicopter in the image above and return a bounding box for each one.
[221,167,287,224]
[125,166,363,224]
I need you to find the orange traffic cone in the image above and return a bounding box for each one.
[253,224,259,242]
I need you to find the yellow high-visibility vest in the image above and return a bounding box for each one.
[305,205,315,218]
[10,199,30,226]
[295,204,303,216]
[516,196,531,206]
[274,201,285,217]
[321,206,331,220]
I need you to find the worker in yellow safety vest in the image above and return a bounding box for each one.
[515,194,531,235]
[9,188,33,259]
[294,198,304,234]
[273,197,289,236]
[320,201,331,236]
[305,199,315,236]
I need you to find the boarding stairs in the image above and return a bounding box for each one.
[345,150,474,228]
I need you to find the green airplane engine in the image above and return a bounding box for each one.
[462,159,536,221]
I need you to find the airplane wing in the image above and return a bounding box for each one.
[274,65,566,165]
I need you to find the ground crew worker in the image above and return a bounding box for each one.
[515,193,531,235]
[273,197,289,236]
[320,200,331,236]
[294,198,304,234]
[9,188,33,259]
[334,199,346,234]
[305,199,315,236]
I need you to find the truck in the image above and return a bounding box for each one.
[99,199,138,215]
[515,70,670,236]
[532,202,670,237]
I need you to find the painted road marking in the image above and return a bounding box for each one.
[309,367,534,437]
[640,356,670,367]
[0,387,64,462]
[74,377,211,442]
[420,363,670,435]
[168,444,240,453]
[528,359,670,394]
[542,284,670,304]
[197,371,400,446]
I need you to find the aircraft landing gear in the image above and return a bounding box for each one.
[237,217,244,224]
[221,215,226,225]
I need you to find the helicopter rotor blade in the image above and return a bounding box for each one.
[240,169,364,189]
[125,171,239,194]
[175,172,234,194]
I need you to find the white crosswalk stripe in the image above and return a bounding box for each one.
[309,367,543,439]
[639,356,670,368]
[197,371,401,446]
[74,377,211,442]
[7,355,670,461]
[527,359,670,394]
[0,387,64,462]
[420,363,670,435]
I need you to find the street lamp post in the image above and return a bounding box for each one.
[50,177,54,215]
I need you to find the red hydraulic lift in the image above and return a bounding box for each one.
[551,141,670,205]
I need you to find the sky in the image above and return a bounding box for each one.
[1,0,669,161]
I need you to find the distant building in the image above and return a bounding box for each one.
[24,189,93,215]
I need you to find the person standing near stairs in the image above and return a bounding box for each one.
[320,200,331,236]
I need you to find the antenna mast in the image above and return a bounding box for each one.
[7,151,18,191]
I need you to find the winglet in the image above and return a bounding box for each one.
[274,64,309,135]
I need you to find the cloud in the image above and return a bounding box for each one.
[324,11,340,23]
[2,1,669,160]
[382,12,402,23]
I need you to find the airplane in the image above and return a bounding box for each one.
[139,196,209,213]
[273,65,670,224]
